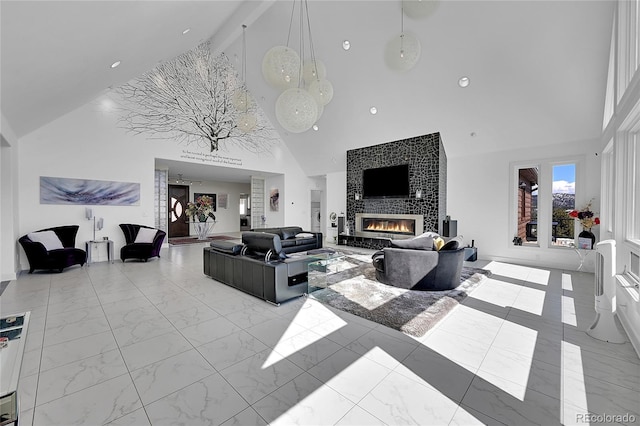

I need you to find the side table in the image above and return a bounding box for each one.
[464,247,478,262]
[574,248,594,271]
[85,240,114,265]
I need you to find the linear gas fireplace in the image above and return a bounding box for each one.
[355,213,424,239]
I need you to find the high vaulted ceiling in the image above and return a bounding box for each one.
[1,1,615,179]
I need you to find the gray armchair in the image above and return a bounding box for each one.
[372,237,465,291]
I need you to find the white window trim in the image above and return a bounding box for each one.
[510,155,585,250]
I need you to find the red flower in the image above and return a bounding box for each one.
[595,217,600,225]
[569,210,579,218]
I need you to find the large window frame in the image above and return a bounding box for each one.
[511,156,585,250]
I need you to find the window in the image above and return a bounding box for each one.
[514,166,539,246]
[551,163,576,247]
[512,158,584,249]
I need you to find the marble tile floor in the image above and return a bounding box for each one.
[2,241,639,426]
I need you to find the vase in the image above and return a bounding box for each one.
[578,228,596,249]
[194,220,214,240]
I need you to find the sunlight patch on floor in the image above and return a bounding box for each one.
[262,301,345,369]
[562,295,577,327]
[526,268,551,286]
[484,261,551,283]
[562,273,574,291]
[476,321,538,400]
[561,341,588,408]
[511,286,548,316]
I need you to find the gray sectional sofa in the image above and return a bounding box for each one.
[372,235,465,290]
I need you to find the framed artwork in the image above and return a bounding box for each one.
[270,188,279,211]
[40,176,140,206]
[218,193,228,209]
[194,193,216,212]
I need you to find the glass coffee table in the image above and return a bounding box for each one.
[308,252,352,293]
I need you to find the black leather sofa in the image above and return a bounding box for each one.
[18,225,87,273]
[203,231,316,305]
[250,226,322,253]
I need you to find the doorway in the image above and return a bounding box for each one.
[310,190,322,232]
[168,184,189,237]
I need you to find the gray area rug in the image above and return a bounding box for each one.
[309,251,491,337]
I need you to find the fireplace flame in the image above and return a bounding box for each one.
[364,220,413,234]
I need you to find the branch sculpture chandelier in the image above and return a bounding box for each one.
[262,0,334,133]
[117,41,274,153]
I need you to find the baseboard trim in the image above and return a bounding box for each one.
[481,254,595,273]
[1,272,17,281]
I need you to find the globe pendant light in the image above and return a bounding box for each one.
[237,113,258,132]
[235,25,257,133]
[385,3,421,72]
[402,0,439,19]
[276,88,318,133]
[307,78,334,106]
[303,59,326,85]
[262,46,300,90]
[232,89,253,111]
[385,31,421,71]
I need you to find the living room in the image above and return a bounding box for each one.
[1,1,639,425]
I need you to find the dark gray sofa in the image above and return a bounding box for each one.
[250,226,322,253]
[203,232,316,305]
[373,236,465,291]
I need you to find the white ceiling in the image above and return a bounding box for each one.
[1,0,615,181]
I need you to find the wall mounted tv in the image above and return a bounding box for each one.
[362,164,410,199]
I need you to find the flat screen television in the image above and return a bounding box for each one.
[362,164,410,199]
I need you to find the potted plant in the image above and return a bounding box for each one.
[185,195,216,239]
[569,199,600,248]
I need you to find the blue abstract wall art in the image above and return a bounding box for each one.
[40,176,140,206]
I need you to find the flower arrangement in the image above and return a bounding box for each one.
[185,195,216,222]
[569,199,600,230]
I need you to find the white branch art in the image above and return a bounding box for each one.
[117,43,275,153]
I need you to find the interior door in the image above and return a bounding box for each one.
[311,208,321,232]
[168,185,189,237]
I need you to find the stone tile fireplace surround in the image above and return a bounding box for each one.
[344,132,446,249]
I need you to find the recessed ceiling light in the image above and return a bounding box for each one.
[110,61,121,69]
[182,28,191,35]
[458,76,470,88]
[370,106,377,115]
[312,124,319,131]
[342,40,351,51]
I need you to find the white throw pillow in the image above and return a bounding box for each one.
[28,230,64,251]
[295,232,314,238]
[134,227,158,243]
[415,231,440,240]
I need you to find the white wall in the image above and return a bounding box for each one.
[325,171,347,244]
[187,181,249,235]
[264,175,285,228]
[15,94,313,271]
[1,113,19,280]
[448,138,601,271]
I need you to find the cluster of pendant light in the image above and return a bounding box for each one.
[261,1,334,133]
[259,1,439,132]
